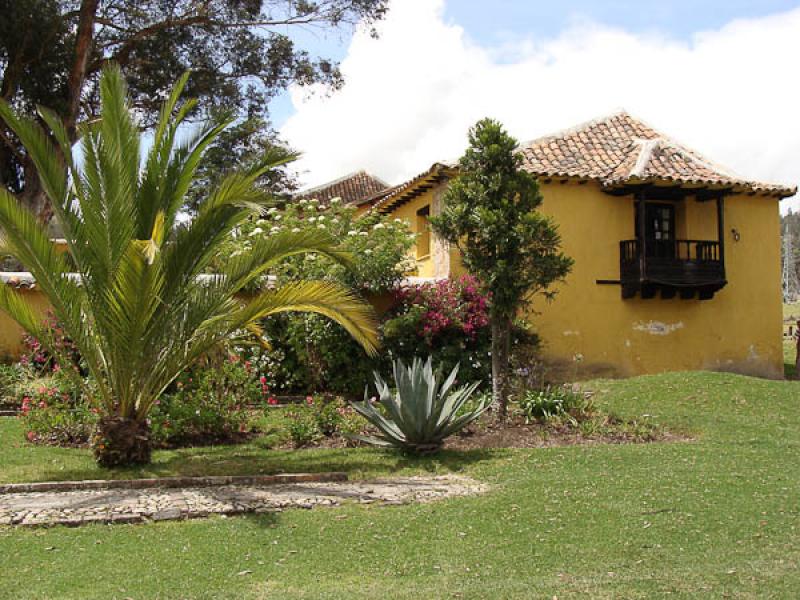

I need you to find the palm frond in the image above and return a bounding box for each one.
[220,280,379,356]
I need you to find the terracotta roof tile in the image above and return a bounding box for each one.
[519,111,795,196]
[295,171,389,206]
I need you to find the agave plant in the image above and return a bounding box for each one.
[0,66,378,467]
[351,357,490,454]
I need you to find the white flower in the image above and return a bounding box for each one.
[309,198,319,204]
[298,198,308,205]
[317,224,326,229]
[273,214,282,221]
[394,218,403,223]
[256,219,267,226]
[291,227,301,233]
[270,226,280,233]
[359,231,368,236]
[230,250,242,257]
[364,249,372,255]
[267,207,278,214]
[308,216,316,223]
[248,227,263,236]
[330,197,341,204]
[347,230,358,236]
[372,223,385,230]
[317,215,325,221]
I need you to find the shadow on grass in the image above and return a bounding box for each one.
[36,442,498,484]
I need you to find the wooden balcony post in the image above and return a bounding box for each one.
[716,195,726,274]
[636,190,646,282]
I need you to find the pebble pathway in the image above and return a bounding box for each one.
[0,476,487,527]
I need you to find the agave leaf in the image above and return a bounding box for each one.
[349,357,482,454]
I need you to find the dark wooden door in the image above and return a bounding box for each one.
[638,203,675,258]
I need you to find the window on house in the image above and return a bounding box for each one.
[416,205,431,258]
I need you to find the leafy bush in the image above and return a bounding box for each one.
[351,357,490,454]
[216,198,413,397]
[149,393,249,447]
[149,355,262,446]
[517,385,593,423]
[20,312,82,375]
[383,276,540,391]
[0,363,29,406]
[19,374,96,446]
[285,406,322,447]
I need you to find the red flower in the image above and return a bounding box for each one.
[267,397,278,405]
[26,431,35,442]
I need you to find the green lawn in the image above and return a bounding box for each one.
[2,371,800,599]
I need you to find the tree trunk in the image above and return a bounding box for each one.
[92,415,152,467]
[64,0,100,138]
[491,316,511,419]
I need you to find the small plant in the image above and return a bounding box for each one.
[517,385,593,423]
[286,407,322,447]
[20,376,96,446]
[350,357,490,454]
[312,396,343,436]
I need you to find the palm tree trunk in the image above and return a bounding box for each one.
[92,415,152,467]
[491,316,511,419]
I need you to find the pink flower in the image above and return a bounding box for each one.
[306,396,314,405]
[267,397,278,406]
[26,431,35,442]
[259,376,267,385]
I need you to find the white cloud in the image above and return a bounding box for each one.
[281,0,800,210]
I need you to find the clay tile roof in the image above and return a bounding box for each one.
[519,110,796,197]
[294,170,390,206]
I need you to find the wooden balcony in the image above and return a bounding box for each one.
[619,239,727,300]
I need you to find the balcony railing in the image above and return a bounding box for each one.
[619,239,726,299]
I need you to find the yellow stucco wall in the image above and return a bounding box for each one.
[0,288,52,360]
[383,180,784,380]
[0,185,781,381]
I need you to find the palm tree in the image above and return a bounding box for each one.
[0,66,378,467]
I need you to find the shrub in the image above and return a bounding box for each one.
[149,355,260,446]
[351,357,490,454]
[0,363,29,406]
[383,276,539,390]
[285,407,322,447]
[517,385,593,423]
[20,312,82,375]
[218,199,413,397]
[19,374,96,446]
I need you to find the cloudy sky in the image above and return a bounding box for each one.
[277,0,800,210]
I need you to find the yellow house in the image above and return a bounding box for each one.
[355,111,796,379]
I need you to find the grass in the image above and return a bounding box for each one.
[2,371,800,598]
[783,301,800,320]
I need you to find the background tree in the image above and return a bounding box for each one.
[0,66,378,466]
[431,118,573,417]
[0,0,388,217]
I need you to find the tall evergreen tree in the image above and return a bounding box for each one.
[431,118,573,417]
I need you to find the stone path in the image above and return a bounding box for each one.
[0,475,487,527]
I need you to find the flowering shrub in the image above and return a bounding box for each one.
[382,275,494,386]
[20,312,82,375]
[213,198,414,397]
[19,373,95,446]
[219,197,415,292]
[149,353,265,446]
